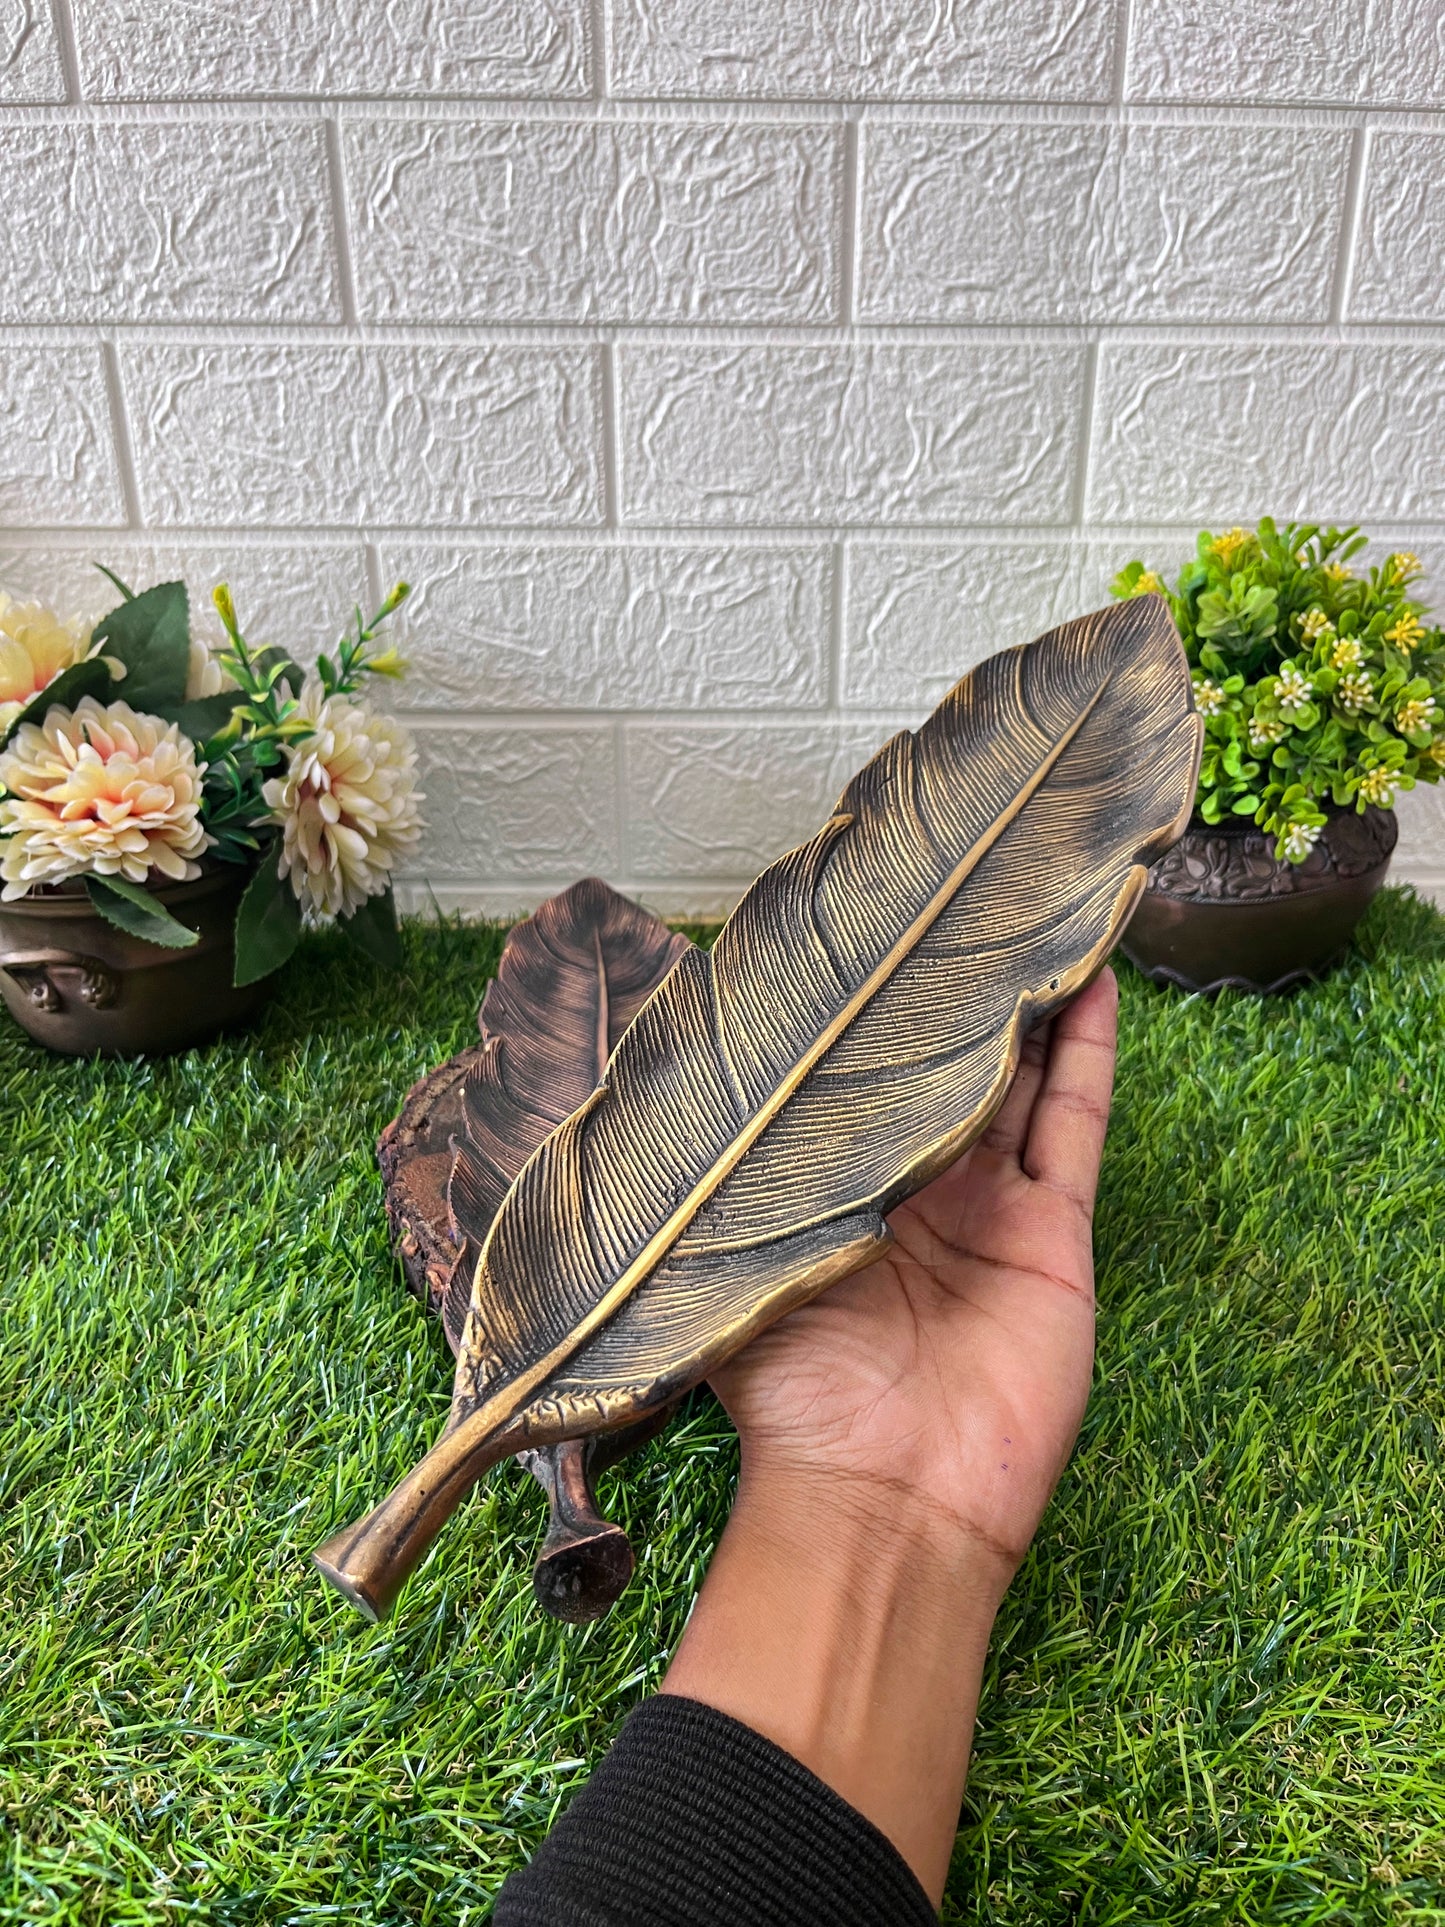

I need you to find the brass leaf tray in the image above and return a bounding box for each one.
[321,598,1201,1620]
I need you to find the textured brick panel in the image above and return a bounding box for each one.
[0,542,369,656]
[347,119,842,324]
[1089,345,1445,525]
[1350,133,1445,323]
[0,122,338,324]
[610,0,1120,102]
[7,0,1445,906]
[1126,0,1445,106]
[1396,786,1445,885]
[626,719,893,878]
[409,725,620,878]
[859,122,1348,324]
[378,544,831,709]
[122,345,604,528]
[0,346,125,528]
[844,542,1082,708]
[619,343,1085,527]
[0,1,64,98]
[76,0,590,99]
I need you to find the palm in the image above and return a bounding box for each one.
[711,972,1117,1571]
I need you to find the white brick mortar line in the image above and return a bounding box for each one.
[98,340,142,528]
[1330,126,1371,324]
[4,98,1443,131]
[6,322,1443,349]
[1072,343,1102,530]
[323,118,360,330]
[1110,0,1134,106]
[589,0,607,99]
[13,523,1445,548]
[839,111,862,327]
[51,0,82,104]
[600,341,621,529]
[17,524,1445,549]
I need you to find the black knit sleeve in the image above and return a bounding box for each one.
[493,1694,938,1927]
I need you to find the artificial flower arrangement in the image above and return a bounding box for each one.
[1112,521,1444,862]
[0,573,423,985]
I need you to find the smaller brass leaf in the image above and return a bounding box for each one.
[376,877,690,1619]
[444,877,692,1348]
[377,1044,485,1321]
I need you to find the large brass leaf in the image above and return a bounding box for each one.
[316,598,1200,1619]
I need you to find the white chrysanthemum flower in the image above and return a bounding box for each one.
[1193,676,1226,717]
[1281,821,1321,862]
[0,593,97,733]
[184,636,237,701]
[1298,607,1334,644]
[0,696,209,899]
[262,680,422,924]
[1249,715,1286,751]
[1330,635,1364,671]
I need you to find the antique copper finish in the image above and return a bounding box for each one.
[375,878,689,1620]
[0,866,267,1056]
[1122,806,1396,994]
[317,598,1202,1622]
[378,1042,488,1324]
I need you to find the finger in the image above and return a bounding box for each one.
[976,1016,1053,1160]
[1022,968,1119,1215]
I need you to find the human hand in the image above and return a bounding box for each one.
[665,971,1120,1900]
[710,967,1117,1579]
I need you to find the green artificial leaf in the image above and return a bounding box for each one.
[84,874,200,949]
[92,563,136,602]
[342,887,402,969]
[233,855,303,987]
[94,581,191,714]
[254,643,305,696]
[0,656,112,748]
[172,692,244,743]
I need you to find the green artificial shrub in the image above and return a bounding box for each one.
[1112,521,1445,861]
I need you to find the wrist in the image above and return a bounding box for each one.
[662,1450,1012,1903]
[733,1440,1024,1602]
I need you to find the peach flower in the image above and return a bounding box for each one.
[0,697,209,899]
[262,680,421,922]
[0,593,96,734]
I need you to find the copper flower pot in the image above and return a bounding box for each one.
[1121,806,1397,995]
[0,865,268,1056]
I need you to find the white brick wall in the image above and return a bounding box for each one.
[4,0,1444,913]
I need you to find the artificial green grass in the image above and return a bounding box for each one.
[2,889,1444,1925]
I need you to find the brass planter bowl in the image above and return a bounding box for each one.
[1121,806,1397,995]
[0,865,268,1056]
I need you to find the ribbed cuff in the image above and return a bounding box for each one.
[493,1694,938,1927]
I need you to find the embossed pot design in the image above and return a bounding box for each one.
[1121,806,1397,994]
[0,865,269,1056]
